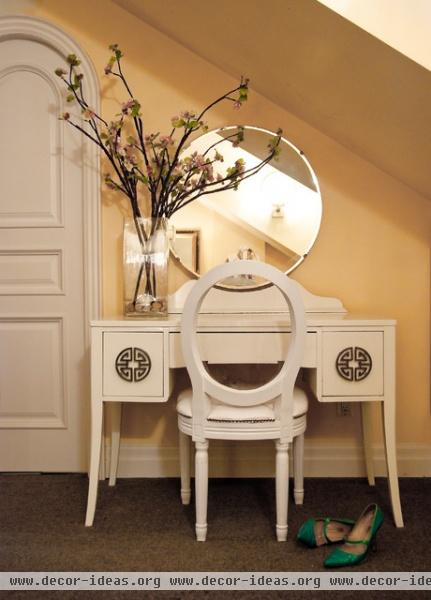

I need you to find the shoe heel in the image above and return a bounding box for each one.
[370,538,378,552]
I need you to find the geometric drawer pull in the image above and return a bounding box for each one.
[115,347,152,382]
[336,346,372,382]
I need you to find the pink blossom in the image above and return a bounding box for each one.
[121,99,136,114]
[180,110,196,120]
[124,145,138,165]
[189,153,206,169]
[159,135,174,147]
[144,133,157,146]
[83,108,96,120]
[170,167,182,180]
[233,100,242,110]
[108,121,120,134]
[108,134,121,152]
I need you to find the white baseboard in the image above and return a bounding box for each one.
[105,441,431,479]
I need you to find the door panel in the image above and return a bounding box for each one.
[0,63,63,227]
[0,317,65,428]
[0,35,90,471]
[0,249,64,295]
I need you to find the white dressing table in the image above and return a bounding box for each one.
[85,280,404,528]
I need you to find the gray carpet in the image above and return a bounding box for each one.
[0,475,429,599]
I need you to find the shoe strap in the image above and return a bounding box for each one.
[322,517,332,543]
[322,517,353,543]
[344,537,370,546]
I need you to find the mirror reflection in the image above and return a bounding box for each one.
[170,126,322,287]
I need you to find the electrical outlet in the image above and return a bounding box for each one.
[336,402,352,417]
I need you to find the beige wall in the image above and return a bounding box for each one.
[15,0,431,452]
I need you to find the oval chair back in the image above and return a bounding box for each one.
[181,260,306,443]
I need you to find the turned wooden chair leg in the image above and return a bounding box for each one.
[275,440,289,541]
[179,430,191,505]
[195,440,209,541]
[293,433,305,505]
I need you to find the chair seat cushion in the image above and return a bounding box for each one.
[177,385,308,423]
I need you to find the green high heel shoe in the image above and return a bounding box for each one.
[324,503,384,568]
[297,517,355,548]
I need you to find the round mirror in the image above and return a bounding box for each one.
[170,126,322,289]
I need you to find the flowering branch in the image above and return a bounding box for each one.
[55,44,282,225]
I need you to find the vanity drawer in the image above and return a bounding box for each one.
[103,332,164,397]
[322,331,383,397]
[169,332,317,367]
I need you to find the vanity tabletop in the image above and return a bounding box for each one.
[92,312,396,329]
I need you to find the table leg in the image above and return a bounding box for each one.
[85,400,103,527]
[381,400,404,527]
[109,403,122,486]
[360,402,375,486]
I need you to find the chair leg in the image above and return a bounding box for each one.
[275,440,289,542]
[293,433,305,505]
[109,402,122,486]
[195,440,209,541]
[179,430,191,505]
[85,400,104,527]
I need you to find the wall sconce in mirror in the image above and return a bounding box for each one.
[170,126,322,288]
[271,201,285,218]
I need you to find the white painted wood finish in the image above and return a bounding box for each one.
[177,261,308,541]
[179,430,191,504]
[170,278,346,314]
[169,331,317,367]
[322,331,383,397]
[0,16,101,471]
[103,332,164,397]
[108,402,122,486]
[86,276,403,529]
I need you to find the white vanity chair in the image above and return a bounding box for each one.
[176,260,309,542]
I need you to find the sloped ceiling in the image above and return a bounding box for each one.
[113,0,431,200]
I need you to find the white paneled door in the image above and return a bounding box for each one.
[0,17,100,471]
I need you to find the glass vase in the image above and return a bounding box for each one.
[123,216,169,318]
